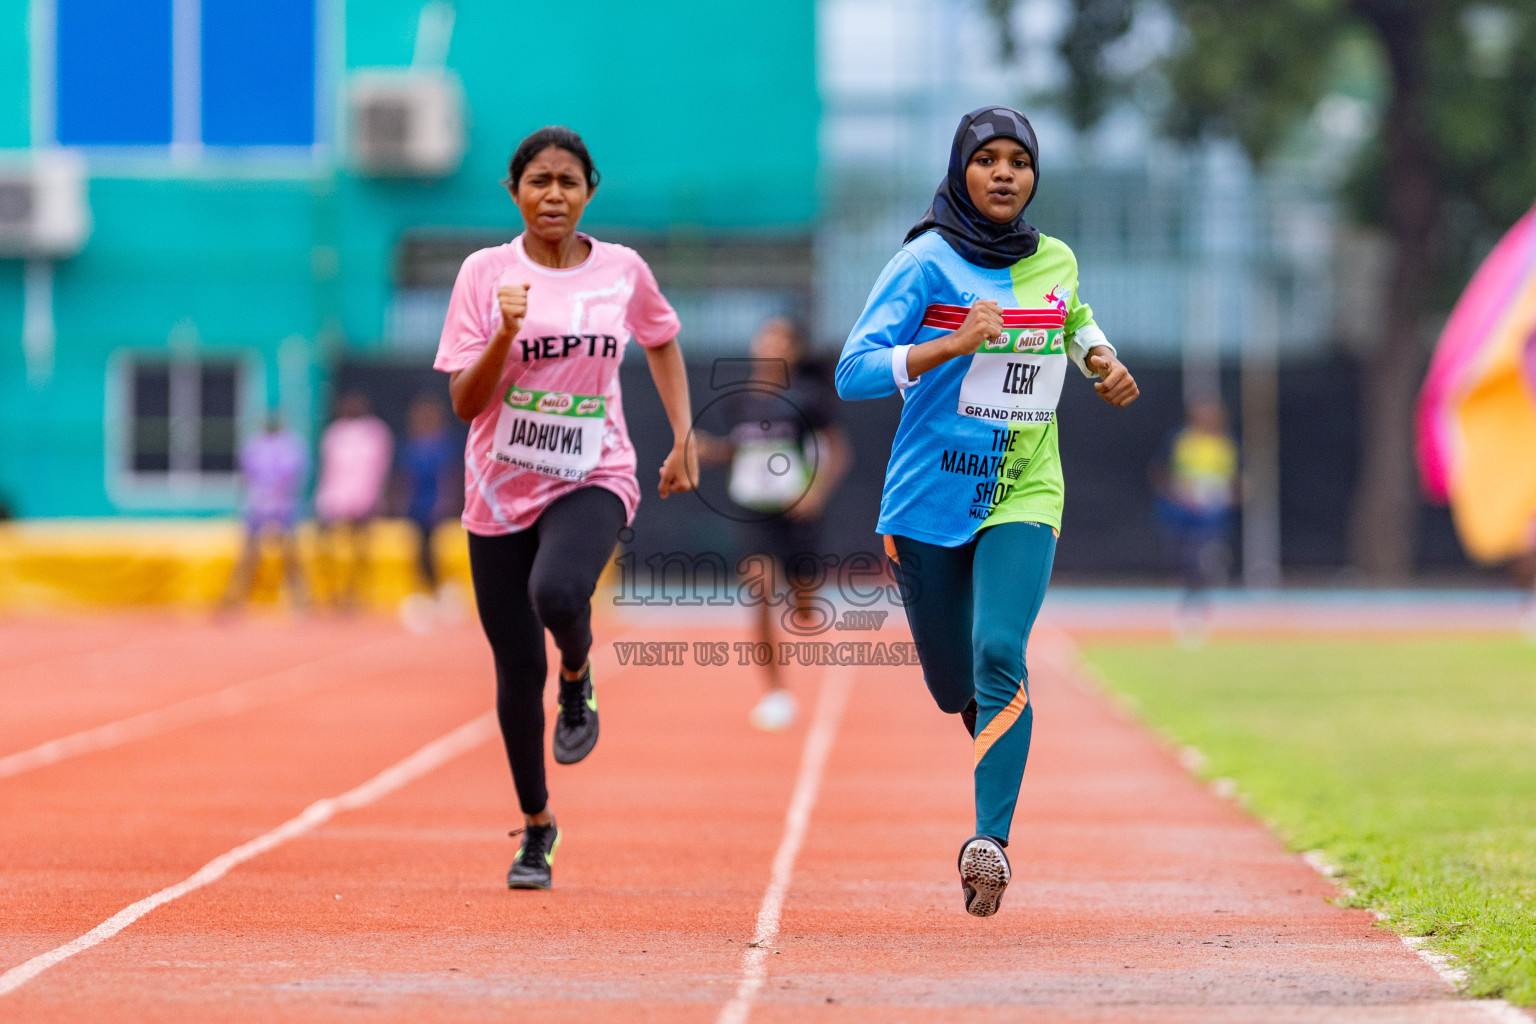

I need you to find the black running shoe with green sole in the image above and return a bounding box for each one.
[506,821,561,889]
[958,834,1011,917]
[553,665,599,765]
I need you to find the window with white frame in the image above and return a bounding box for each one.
[54,0,318,150]
[123,357,245,481]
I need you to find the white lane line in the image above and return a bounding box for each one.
[1054,627,1534,1024]
[0,711,496,998]
[0,639,402,780]
[1303,851,1534,1023]
[716,665,853,1024]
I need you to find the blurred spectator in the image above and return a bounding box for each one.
[396,393,463,631]
[314,391,394,611]
[222,413,309,612]
[697,318,850,731]
[1152,397,1238,630]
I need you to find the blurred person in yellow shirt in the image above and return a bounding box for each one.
[1152,398,1238,628]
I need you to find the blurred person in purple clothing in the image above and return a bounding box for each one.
[222,413,310,611]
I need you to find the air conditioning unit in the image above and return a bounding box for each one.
[349,69,466,178]
[0,152,90,258]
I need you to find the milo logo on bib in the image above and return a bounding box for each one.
[493,386,607,481]
[1014,328,1051,353]
[981,327,1061,355]
[503,388,604,419]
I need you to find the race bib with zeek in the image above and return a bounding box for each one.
[491,386,606,481]
[957,325,1068,424]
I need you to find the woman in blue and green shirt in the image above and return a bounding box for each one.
[836,106,1139,917]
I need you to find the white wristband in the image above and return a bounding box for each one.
[892,344,917,391]
[1070,324,1114,378]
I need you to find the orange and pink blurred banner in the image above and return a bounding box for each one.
[1416,204,1536,563]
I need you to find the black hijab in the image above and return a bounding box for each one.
[905,105,1040,268]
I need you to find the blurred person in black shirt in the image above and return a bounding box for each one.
[698,318,850,731]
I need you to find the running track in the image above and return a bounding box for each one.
[0,611,1529,1022]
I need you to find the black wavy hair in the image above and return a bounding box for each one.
[504,126,600,191]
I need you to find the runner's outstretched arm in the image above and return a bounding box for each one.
[643,338,698,497]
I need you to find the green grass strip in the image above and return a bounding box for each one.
[1081,637,1536,1004]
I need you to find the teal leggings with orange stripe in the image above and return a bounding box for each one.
[891,521,1057,844]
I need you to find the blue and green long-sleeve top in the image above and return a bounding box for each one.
[835,229,1114,546]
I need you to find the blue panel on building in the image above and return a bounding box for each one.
[56,0,173,145]
[201,0,315,146]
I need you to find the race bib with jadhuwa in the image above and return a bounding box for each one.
[491,386,606,481]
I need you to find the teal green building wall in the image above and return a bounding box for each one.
[0,0,819,517]
[0,8,26,149]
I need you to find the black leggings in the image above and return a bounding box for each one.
[467,486,626,816]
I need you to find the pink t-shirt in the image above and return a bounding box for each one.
[433,233,681,535]
[314,415,394,522]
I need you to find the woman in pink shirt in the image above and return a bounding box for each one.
[314,390,394,610]
[435,126,696,890]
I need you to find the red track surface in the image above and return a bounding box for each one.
[0,613,1528,1022]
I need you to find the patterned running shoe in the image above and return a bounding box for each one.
[958,834,1011,917]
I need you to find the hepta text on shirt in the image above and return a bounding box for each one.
[518,334,621,361]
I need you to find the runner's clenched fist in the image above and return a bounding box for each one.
[953,300,1005,355]
[495,283,531,338]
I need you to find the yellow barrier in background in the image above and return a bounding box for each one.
[0,519,472,611]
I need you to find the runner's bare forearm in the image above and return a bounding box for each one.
[905,333,971,379]
[644,339,694,447]
[448,330,514,421]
